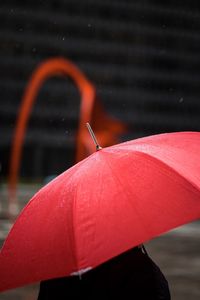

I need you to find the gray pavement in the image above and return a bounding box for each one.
[0,183,200,299]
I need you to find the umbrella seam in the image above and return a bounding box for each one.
[133,150,200,197]
[105,147,200,196]
[101,148,200,239]
[101,151,152,237]
[68,153,98,272]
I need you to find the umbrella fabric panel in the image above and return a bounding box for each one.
[113,131,200,189]
[0,169,79,290]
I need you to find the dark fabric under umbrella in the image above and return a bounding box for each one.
[37,247,171,300]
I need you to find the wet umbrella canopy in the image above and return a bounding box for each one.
[0,131,200,292]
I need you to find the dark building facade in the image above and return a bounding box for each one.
[1,0,200,179]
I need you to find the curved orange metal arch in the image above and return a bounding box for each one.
[8,57,126,217]
[8,57,96,214]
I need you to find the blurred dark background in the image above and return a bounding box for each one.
[0,2,200,299]
[1,0,200,181]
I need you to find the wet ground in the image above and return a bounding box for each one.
[0,183,200,299]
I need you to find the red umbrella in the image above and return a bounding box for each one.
[0,130,200,292]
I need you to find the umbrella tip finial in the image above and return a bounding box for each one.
[86,122,102,151]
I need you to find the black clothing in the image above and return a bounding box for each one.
[37,247,171,299]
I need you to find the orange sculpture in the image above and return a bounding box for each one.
[8,57,126,217]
